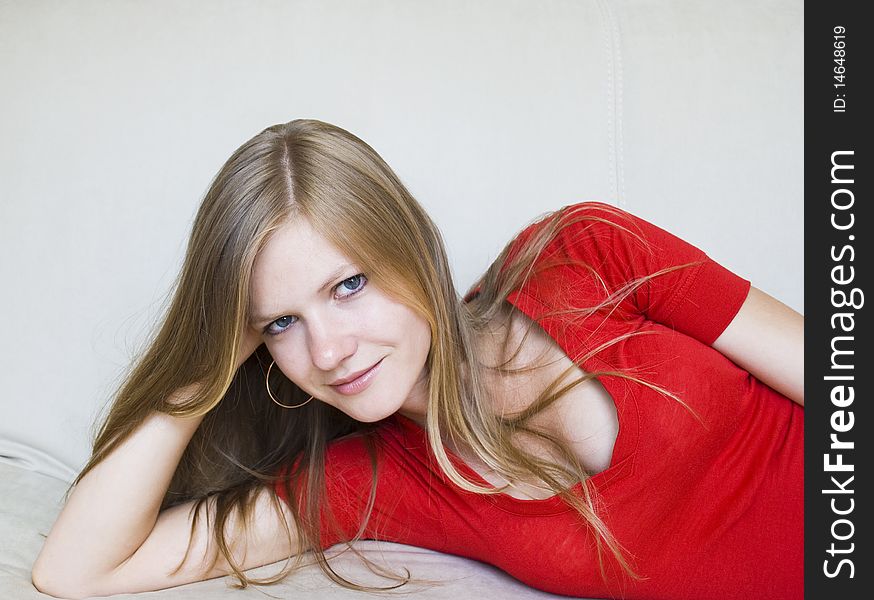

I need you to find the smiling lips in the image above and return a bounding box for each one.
[329,358,384,395]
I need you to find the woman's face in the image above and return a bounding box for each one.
[248,215,432,423]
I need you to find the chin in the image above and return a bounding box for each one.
[343,410,397,423]
[337,401,402,424]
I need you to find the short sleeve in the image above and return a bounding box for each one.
[274,424,446,551]
[506,202,751,346]
[273,437,367,549]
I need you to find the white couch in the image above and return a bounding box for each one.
[0,1,802,598]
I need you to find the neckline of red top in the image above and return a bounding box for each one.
[388,287,638,516]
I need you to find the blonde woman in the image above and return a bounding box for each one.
[32,119,804,600]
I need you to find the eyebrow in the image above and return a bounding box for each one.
[250,263,354,326]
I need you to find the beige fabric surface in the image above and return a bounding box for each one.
[0,461,593,599]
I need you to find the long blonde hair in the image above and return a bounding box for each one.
[76,119,694,590]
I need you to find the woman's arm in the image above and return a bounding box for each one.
[712,286,804,406]
[31,396,298,598]
[31,331,296,598]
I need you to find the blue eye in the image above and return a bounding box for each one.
[336,274,367,298]
[266,315,296,336]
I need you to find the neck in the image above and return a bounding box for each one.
[397,322,505,433]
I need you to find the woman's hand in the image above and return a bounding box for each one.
[32,321,273,599]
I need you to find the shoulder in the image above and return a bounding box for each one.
[517,201,644,242]
[323,418,425,477]
[498,202,651,304]
[517,201,694,252]
[504,201,659,274]
[510,201,716,286]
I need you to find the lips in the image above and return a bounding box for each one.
[328,358,384,396]
[329,361,381,386]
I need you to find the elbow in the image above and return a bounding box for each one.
[31,569,63,599]
[31,560,102,600]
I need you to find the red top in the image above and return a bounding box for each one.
[276,202,804,600]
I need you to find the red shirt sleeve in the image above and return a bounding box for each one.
[508,202,752,346]
[274,427,447,551]
[273,436,383,549]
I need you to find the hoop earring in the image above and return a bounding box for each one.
[265,360,313,409]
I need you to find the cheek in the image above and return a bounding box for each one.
[267,339,308,378]
[401,311,432,356]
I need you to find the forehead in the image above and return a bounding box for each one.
[249,216,353,317]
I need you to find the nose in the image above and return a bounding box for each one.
[306,314,357,372]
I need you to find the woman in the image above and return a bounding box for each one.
[32,119,804,600]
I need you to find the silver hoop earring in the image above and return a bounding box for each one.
[265,360,313,409]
